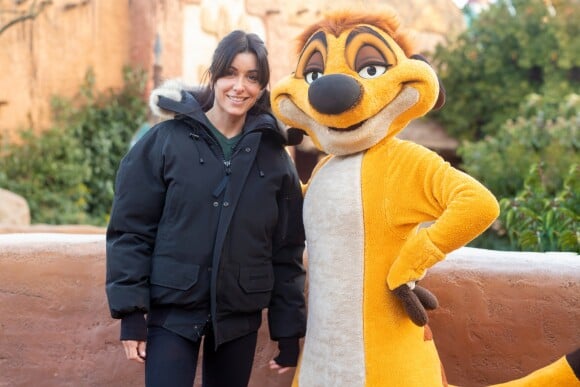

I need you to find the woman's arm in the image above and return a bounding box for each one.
[105,127,167,336]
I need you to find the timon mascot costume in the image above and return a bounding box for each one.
[267,9,579,387]
[150,8,579,387]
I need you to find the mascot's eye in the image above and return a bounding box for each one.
[305,71,323,84]
[358,65,387,79]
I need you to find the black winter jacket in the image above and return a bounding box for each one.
[105,94,306,348]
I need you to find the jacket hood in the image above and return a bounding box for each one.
[157,91,289,145]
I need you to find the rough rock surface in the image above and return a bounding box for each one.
[0,233,578,386]
[423,247,580,386]
[0,189,30,226]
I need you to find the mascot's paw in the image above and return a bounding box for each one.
[392,284,438,326]
[149,79,192,119]
[413,285,439,311]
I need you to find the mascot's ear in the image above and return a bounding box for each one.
[410,54,446,111]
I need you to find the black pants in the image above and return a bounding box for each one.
[145,326,258,387]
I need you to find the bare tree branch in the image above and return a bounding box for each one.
[0,0,52,36]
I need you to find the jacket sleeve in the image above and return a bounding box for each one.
[267,151,307,341]
[105,126,167,320]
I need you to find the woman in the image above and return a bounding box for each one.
[106,30,306,387]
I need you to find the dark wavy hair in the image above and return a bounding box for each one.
[195,30,272,115]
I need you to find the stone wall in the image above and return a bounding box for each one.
[1,0,131,141]
[422,248,580,386]
[0,0,186,141]
[0,233,578,387]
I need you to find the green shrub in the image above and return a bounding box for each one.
[458,94,578,198]
[0,66,147,225]
[431,0,578,141]
[460,94,578,251]
[52,67,148,224]
[0,127,91,224]
[500,163,579,252]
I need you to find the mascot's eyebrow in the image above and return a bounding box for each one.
[299,30,327,57]
[346,26,391,51]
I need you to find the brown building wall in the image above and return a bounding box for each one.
[0,0,188,142]
[0,233,577,387]
[0,1,130,141]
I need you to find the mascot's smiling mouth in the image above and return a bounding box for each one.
[328,120,367,132]
[276,86,420,156]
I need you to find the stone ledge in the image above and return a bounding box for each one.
[0,224,106,235]
[423,247,579,386]
[0,235,577,386]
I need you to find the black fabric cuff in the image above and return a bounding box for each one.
[120,312,147,341]
[274,337,299,367]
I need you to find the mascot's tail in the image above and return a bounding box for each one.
[445,348,580,387]
[488,348,580,387]
[292,348,579,387]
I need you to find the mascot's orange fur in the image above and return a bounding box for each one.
[269,8,580,387]
[150,8,580,387]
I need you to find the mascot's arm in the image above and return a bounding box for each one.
[387,144,500,290]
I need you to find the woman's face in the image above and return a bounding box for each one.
[212,52,263,119]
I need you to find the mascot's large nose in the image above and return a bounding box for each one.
[308,74,362,115]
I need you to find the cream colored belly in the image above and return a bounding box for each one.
[300,153,365,387]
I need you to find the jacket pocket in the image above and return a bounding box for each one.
[219,263,274,314]
[239,265,274,293]
[150,259,200,290]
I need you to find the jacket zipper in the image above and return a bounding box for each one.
[210,130,252,198]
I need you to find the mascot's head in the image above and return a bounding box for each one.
[271,9,445,156]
